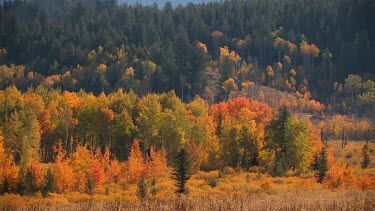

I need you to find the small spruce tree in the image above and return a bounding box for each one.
[172,148,192,195]
[85,177,94,195]
[41,168,55,197]
[24,167,37,195]
[361,144,371,169]
[137,175,148,200]
[316,148,328,183]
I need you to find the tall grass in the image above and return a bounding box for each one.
[7,190,374,211]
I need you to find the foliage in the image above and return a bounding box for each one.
[264,106,312,176]
[172,149,191,195]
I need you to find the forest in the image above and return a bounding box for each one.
[0,0,374,209]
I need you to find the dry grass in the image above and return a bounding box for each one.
[3,190,374,211]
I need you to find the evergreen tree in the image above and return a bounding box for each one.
[361,144,371,169]
[24,167,37,195]
[137,175,148,200]
[41,168,55,197]
[172,148,192,195]
[2,178,9,194]
[264,106,311,176]
[315,148,328,183]
[85,177,94,195]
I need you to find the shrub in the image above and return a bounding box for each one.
[222,167,235,175]
[206,176,218,187]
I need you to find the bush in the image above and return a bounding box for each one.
[345,152,353,159]
[222,167,235,175]
[206,176,218,187]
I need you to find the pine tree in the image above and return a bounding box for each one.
[361,144,371,169]
[41,168,55,197]
[172,148,192,195]
[24,167,37,195]
[316,148,328,183]
[137,175,148,200]
[2,178,9,194]
[85,177,94,195]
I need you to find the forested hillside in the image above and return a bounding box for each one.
[0,0,374,111]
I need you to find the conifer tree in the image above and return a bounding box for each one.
[172,148,192,195]
[315,148,328,183]
[41,168,55,197]
[361,144,371,169]
[137,175,148,200]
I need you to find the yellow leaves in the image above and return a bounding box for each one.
[211,30,223,39]
[266,66,274,77]
[300,40,320,57]
[87,49,97,60]
[236,34,251,49]
[197,42,208,53]
[290,69,296,76]
[141,61,157,77]
[222,78,237,92]
[277,62,283,70]
[97,63,107,72]
[124,67,135,77]
[219,46,241,63]
[241,81,254,89]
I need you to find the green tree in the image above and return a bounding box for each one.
[361,144,371,169]
[41,168,55,197]
[344,74,362,120]
[137,175,148,200]
[314,148,328,183]
[172,148,192,195]
[24,167,37,195]
[264,106,311,176]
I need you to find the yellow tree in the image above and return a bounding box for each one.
[222,78,238,101]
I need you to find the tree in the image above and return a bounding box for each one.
[344,74,362,121]
[127,139,145,183]
[264,106,311,176]
[361,144,371,169]
[314,148,328,183]
[172,148,192,195]
[41,168,55,197]
[24,167,37,195]
[137,175,148,200]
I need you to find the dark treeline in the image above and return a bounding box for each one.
[0,0,374,103]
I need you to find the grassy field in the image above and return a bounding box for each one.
[1,140,374,210]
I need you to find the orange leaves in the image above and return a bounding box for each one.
[196,42,208,54]
[127,139,145,183]
[210,97,272,127]
[266,66,274,77]
[53,142,75,193]
[126,139,168,183]
[300,40,320,58]
[146,147,168,180]
[90,160,105,188]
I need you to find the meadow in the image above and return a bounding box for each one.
[1,140,374,210]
